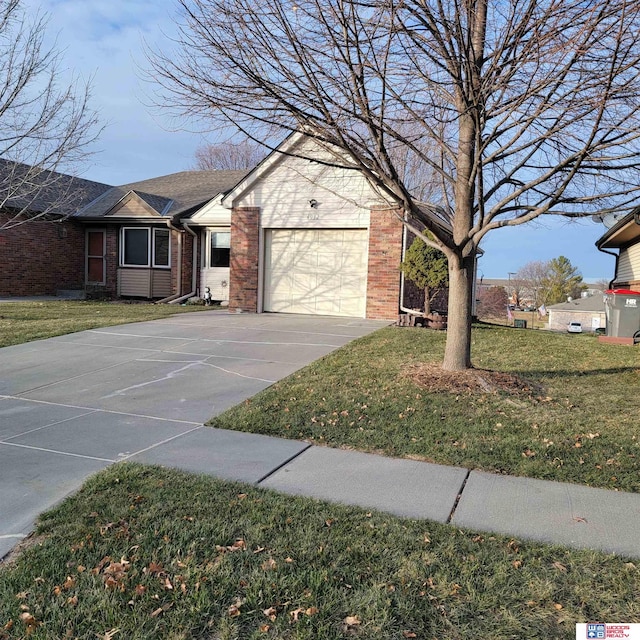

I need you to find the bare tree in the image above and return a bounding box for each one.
[0,0,100,230]
[193,139,266,171]
[515,261,550,308]
[151,0,640,370]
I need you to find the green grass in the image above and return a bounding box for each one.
[0,301,212,348]
[1,464,639,639]
[210,325,640,492]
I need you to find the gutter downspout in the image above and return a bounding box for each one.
[596,243,619,289]
[156,220,183,304]
[168,221,198,305]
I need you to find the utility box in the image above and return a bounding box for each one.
[604,289,640,338]
[514,319,527,329]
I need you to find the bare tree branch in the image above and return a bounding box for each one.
[0,0,100,230]
[149,0,640,369]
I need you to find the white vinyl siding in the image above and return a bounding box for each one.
[200,227,231,302]
[264,229,368,317]
[616,243,640,285]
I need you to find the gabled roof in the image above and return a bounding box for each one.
[0,158,112,217]
[75,170,248,219]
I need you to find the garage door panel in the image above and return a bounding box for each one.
[264,229,368,317]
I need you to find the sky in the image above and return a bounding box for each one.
[23,0,616,283]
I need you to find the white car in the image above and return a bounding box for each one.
[567,321,583,333]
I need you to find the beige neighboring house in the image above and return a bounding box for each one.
[547,294,606,332]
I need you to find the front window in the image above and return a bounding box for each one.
[153,228,170,267]
[210,231,230,267]
[120,227,170,268]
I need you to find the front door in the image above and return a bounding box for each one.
[86,229,106,285]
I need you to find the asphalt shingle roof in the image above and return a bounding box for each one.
[0,158,112,217]
[75,170,249,219]
[548,294,605,312]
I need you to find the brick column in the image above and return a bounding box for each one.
[229,207,260,313]
[366,206,403,320]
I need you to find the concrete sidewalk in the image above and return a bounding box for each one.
[1,309,639,561]
[125,427,640,559]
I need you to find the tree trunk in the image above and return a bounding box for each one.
[442,254,475,371]
[424,286,431,315]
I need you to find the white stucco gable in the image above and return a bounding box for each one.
[221,133,392,230]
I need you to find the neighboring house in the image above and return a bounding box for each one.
[0,159,112,297]
[1,133,451,320]
[547,293,606,332]
[596,209,640,290]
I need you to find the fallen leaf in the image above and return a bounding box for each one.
[261,558,277,571]
[552,562,567,572]
[344,615,361,627]
[135,584,146,596]
[95,629,119,640]
[228,605,241,618]
[522,448,536,458]
[19,612,39,634]
[63,576,76,590]
[259,624,271,633]
[67,595,78,607]
[146,562,164,575]
[263,606,277,621]
[289,608,304,622]
[150,603,173,618]
[554,603,563,610]
[305,606,319,616]
[403,632,417,638]
[162,577,173,591]
[625,562,637,570]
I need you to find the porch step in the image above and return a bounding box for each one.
[57,289,86,300]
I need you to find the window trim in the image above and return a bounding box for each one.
[204,227,231,269]
[152,228,171,268]
[119,226,171,269]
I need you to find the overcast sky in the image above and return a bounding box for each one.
[25,0,616,282]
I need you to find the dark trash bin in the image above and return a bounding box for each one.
[604,289,640,338]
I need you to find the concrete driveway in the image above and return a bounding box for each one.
[0,311,388,558]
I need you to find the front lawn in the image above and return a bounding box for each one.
[210,325,640,492]
[1,464,638,639]
[0,301,211,348]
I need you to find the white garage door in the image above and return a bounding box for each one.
[264,229,368,317]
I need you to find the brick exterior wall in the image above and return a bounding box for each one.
[366,206,404,320]
[0,213,85,296]
[229,207,260,313]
